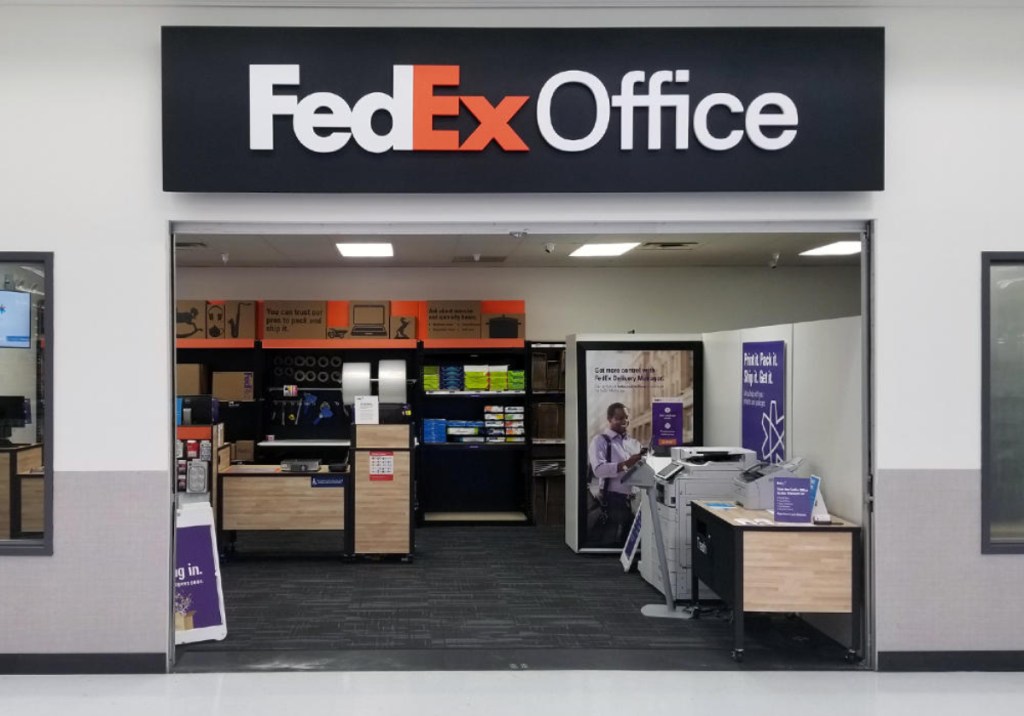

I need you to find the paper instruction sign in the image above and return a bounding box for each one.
[369,451,394,481]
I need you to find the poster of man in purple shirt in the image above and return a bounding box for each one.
[580,345,701,550]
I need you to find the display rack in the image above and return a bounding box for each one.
[415,345,530,524]
[527,341,567,526]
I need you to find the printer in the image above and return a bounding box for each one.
[639,446,758,601]
[733,456,807,510]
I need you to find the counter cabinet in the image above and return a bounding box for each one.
[689,500,863,664]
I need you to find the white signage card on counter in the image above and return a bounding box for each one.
[354,395,379,424]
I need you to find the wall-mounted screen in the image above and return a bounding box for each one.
[0,289,31,349]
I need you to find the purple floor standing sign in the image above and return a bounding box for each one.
[174,503,227,644]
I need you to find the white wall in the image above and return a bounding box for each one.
[177,266,861,339]
[0,3,1022,659]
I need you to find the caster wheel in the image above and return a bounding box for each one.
[731,649,744,663]
[844,650,861,664]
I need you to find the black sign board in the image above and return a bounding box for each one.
[162,27,884,193]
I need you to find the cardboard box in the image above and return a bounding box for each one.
[176,364,208,395]
[426,301,481,339]
[206,303,227,339]
[482,313,525,339]
[235,440,255,462]
[225,301,257,339]
[262,301,326,339]
[348,300,391,339]
[212,371,255,402]
[176,300,207,339]
[389,316,416,340]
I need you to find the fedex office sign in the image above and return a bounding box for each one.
[250,64,798,155]
[162,27,884,192]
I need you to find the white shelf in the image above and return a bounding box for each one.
[532,439,566,445]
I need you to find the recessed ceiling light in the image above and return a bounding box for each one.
[799,241,862,257]
[336,243,394,257]
[570,242,640,257]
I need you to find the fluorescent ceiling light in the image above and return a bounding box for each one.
[336,243,394,258]
[799,241,862,257]
[570,242,640,257]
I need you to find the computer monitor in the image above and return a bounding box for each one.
[0,395,27,447]
[0,290,31,349]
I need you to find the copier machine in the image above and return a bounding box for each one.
[638,447,759,601]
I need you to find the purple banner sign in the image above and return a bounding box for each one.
[742,340,786,463]
[652,400,684,448]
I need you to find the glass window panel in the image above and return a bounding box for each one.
[0,255,51,554]
[985,258,1024,551]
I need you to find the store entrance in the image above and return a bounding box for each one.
[169,223,872,672]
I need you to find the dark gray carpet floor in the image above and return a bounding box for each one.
[174,525,857,671]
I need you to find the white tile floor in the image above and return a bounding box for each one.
[1,671,1023,716]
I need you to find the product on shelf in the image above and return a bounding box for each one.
[508,370,526,390]
[422,365,441,391]
[440,365,464,390]
[489,365,509,391]
[464,365,489,391]
[423,418,448,443]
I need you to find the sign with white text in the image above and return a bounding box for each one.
[162,27,884,193]
[742,340,786,464]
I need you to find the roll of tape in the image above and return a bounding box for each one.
[284,367,295,378]
[294,370,307,383]
[342,362,372,405]
[273,366,284,378]
[318,356,330,368]
[317,371,330,384]
[330,370,342,383]
[378,359,408,404]
[330,356,343,368]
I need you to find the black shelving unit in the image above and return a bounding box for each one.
[176,341,418,464]
[415,346,531,524]
[527,341,567,526]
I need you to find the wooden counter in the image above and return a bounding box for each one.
[218,464,347,531]
[2,444,44,539]
[352,425,413,557]
[690,500,862,663]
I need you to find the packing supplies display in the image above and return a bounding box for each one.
[423,419,448,443]
[447,421,485,439]
[422,365,441,391]
[508,370,526,391]
[464,365,490,391]
[440,365,464,391]
[489,365,509,391]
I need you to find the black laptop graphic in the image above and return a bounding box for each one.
[350,305,388,337]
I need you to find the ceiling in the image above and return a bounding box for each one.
[174,231,862,269]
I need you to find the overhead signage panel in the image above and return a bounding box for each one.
[162,27,884,193]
